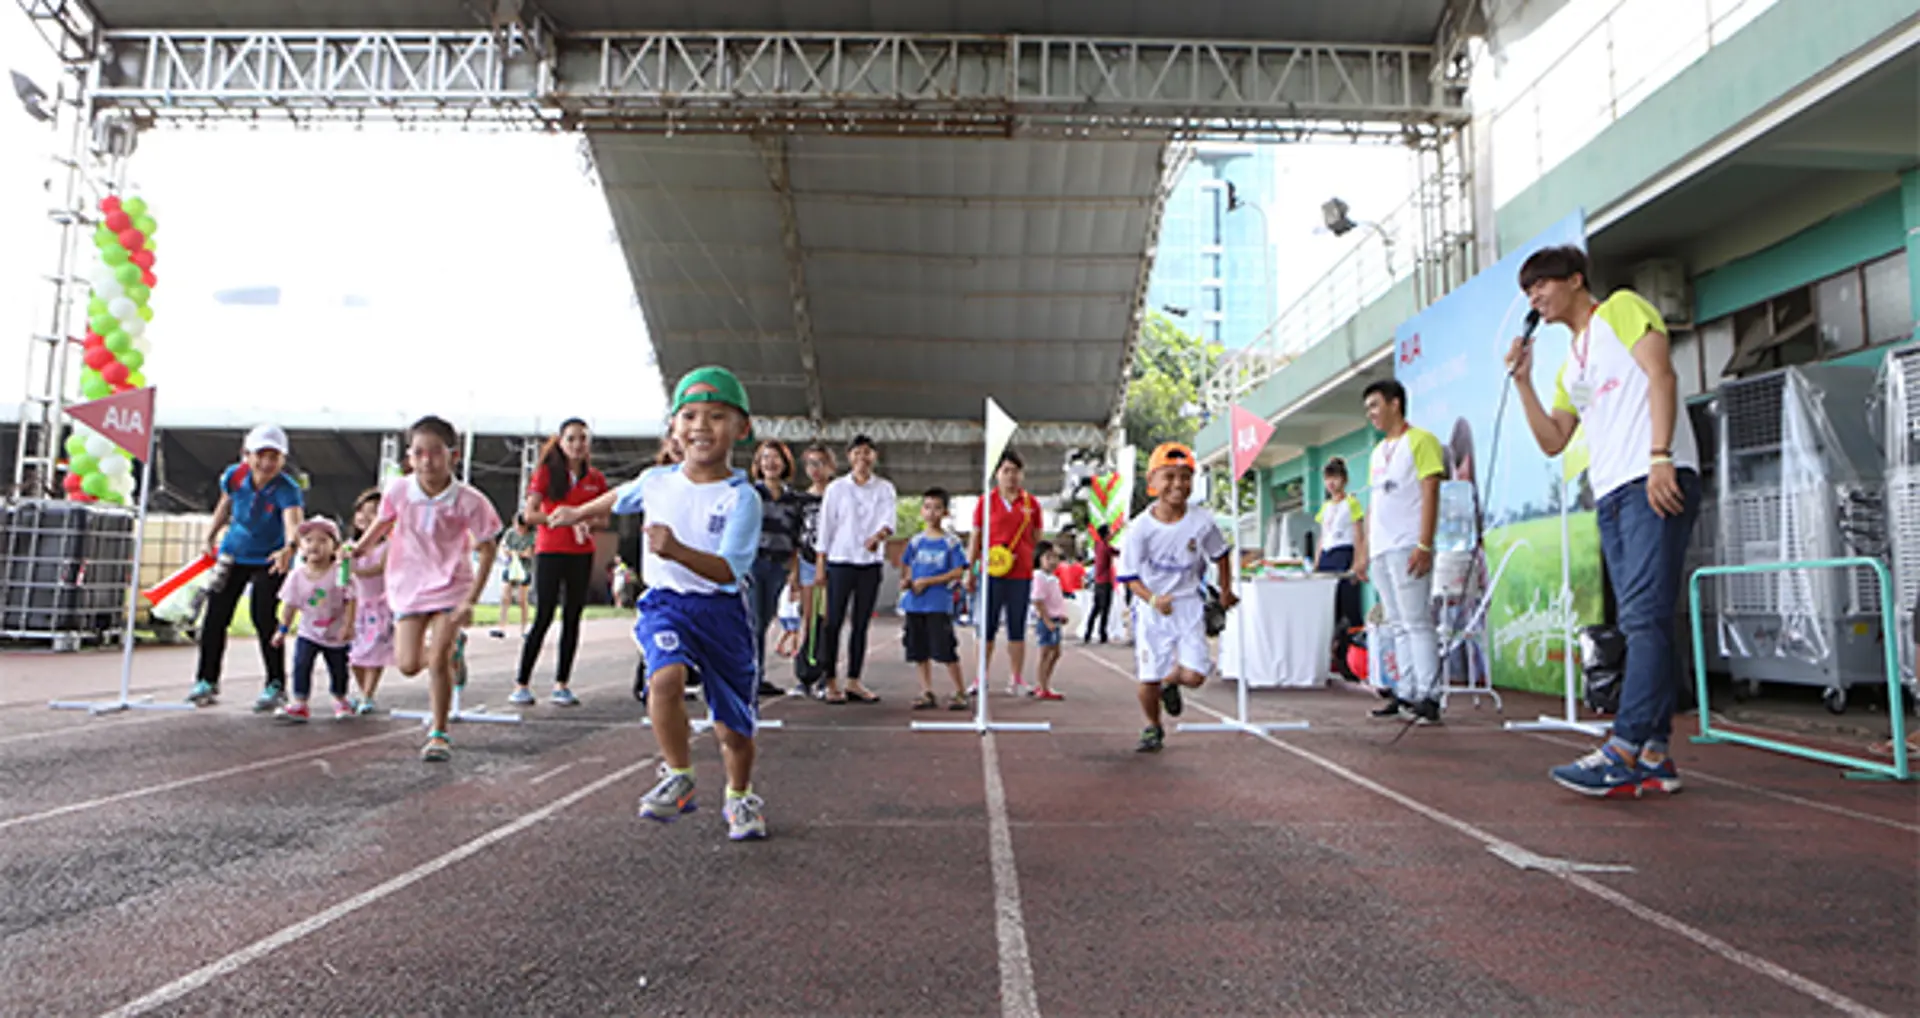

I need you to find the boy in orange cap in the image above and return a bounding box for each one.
[1116,442,1238,752]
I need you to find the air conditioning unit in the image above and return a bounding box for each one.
[1631,259,1691,326]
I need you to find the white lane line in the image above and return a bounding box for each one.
[0,711,189,747]
[100,756,655,1018]
[0,730,410,833]
[981,733,1041,1018]
[1523,732,1920,835]
[528,762,576,785]
[1076,650,1890,1018]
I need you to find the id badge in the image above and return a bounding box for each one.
[1569,380,1593,412]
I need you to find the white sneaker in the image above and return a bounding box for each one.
[723,793,768,841]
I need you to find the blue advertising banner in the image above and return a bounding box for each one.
[1391,211,1597,693]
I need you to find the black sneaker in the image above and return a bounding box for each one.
[1159,682,1184,717]
[1369,697,1406,719]
[1135,725,1165,753]
[756,681,784,698]
[1411,698,1443,725]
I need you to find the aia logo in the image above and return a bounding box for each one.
[1398,333,1422,366]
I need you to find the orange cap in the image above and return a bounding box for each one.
[1147,442,1196,475]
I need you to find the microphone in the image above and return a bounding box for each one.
[1521,308,1542,348]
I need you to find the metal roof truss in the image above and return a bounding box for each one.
[754,416,1103,451]
[88,28,1468,135]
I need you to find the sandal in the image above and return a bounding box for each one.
[420,729,452,763]
[911,691,939,710]
[846,687,881,704]
[824,690,848,705]
[946,692,970,711]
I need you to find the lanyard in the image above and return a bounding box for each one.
[1570,301,1602,371]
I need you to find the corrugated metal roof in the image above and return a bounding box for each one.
[592,133,1165,428]
[82,1,1456,46]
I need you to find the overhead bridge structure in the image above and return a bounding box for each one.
[14,0,1480,495]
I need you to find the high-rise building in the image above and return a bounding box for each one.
[1147,143,1279,350]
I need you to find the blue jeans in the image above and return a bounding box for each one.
[1597,469,1700,748]
[748,554,791,683]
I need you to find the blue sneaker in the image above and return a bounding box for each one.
[550,687,580,707]
[1637,753,1683,794]
[1550,744,1643,799]
[186,680,217,706]
[507,687,536,706]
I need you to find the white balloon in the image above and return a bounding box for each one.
[111,471,136,495]
[121,317,146,338]
[99,455,130,478]
[85,435,113,459]
[108,297,137,320]
[94,277,124,300]
[89,264,115,288]
[133,335,152,355]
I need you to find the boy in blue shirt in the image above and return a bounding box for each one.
[551,366,769,841]
[899,487,971,711]
[188,424,306,709]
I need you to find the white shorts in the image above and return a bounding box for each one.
[1132,596,1210,684]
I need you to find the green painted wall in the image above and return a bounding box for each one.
[1498,0,1920,254]
[1692,189,1906,321]
[1904,169,1920,337]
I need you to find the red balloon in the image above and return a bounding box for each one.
[101,361,129,386]
[104,211,132,233]
[141,270,157,287]
[72,492,96,503]
[111,382,133,394]
[118,229,144,250]
[84,346,113,370]
[63,471,84,493]
[84,332,104,350]
[100,196,122,214]
[130,250,154,269]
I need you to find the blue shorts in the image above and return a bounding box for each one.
[632,588,760,737]
[1034,618,1061,648]
[980,576,1031,642]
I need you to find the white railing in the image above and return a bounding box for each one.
[1204,0,1776,410]
[1489,0,1777,207]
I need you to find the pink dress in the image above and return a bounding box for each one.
[376,475,503,616]
[278,563,353,647]
[349,543,393,668]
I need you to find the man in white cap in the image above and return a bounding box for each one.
[187,423,307,709]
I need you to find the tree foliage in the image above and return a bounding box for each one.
[1122,312,1223,514]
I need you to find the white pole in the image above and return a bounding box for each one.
[1229,463,1249,724]
[1560,475,1577,721]
[111,447,154,708]
[974,433,993,728]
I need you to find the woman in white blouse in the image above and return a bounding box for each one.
[815,435,897,704]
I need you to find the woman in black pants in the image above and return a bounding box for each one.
[748,439,803,697]
[816,435,897,704]
[512,418,608,707]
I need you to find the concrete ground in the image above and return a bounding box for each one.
[1,618,1915,1017]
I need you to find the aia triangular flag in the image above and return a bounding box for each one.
[1228,403,1273,480]
[66,386,155,460]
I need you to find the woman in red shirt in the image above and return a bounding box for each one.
[968,449,1043,695]
[511,418,608,707]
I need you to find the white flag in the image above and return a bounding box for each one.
[984,398,1019,475]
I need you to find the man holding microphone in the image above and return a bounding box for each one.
[1505,245,1700,800]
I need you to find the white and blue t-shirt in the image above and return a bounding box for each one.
[899,531,968,614]
[611,465,763,596]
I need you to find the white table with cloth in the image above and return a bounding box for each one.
[1218,575,1341,689]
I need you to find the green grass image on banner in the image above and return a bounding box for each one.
[1482,512,1604,694]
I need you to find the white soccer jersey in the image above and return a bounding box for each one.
[611,465,762,595]
[1116,505,1229,602]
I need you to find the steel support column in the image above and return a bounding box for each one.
[754,135,824,423]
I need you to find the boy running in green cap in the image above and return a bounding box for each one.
[553,365,770,840]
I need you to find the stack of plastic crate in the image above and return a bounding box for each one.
[0,500,137,649]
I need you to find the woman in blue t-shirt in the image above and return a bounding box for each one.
[188,425,306,709]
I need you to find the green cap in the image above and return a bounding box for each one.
[671,365,751,416]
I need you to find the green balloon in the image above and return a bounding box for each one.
[119,350,144,372]
[65,433,89,457]
[93,225,114,247]
[125,284,151,304]
[81,374,109,400]
[143,238,156,252]
[89,313,117,336]
[133,215,156,236]
[103,491,126,506]
[126,369,146,388]
[70,453,98,476]
[114,263,141,286]
[88,297,107,317]
[138,305,154,322]
[105,330,132,354]
[123,197,148,216]
[82,472,110,497]
[102,245,130,266]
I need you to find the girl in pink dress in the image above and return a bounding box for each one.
[348,488,394,715]
[352,416,502,762]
